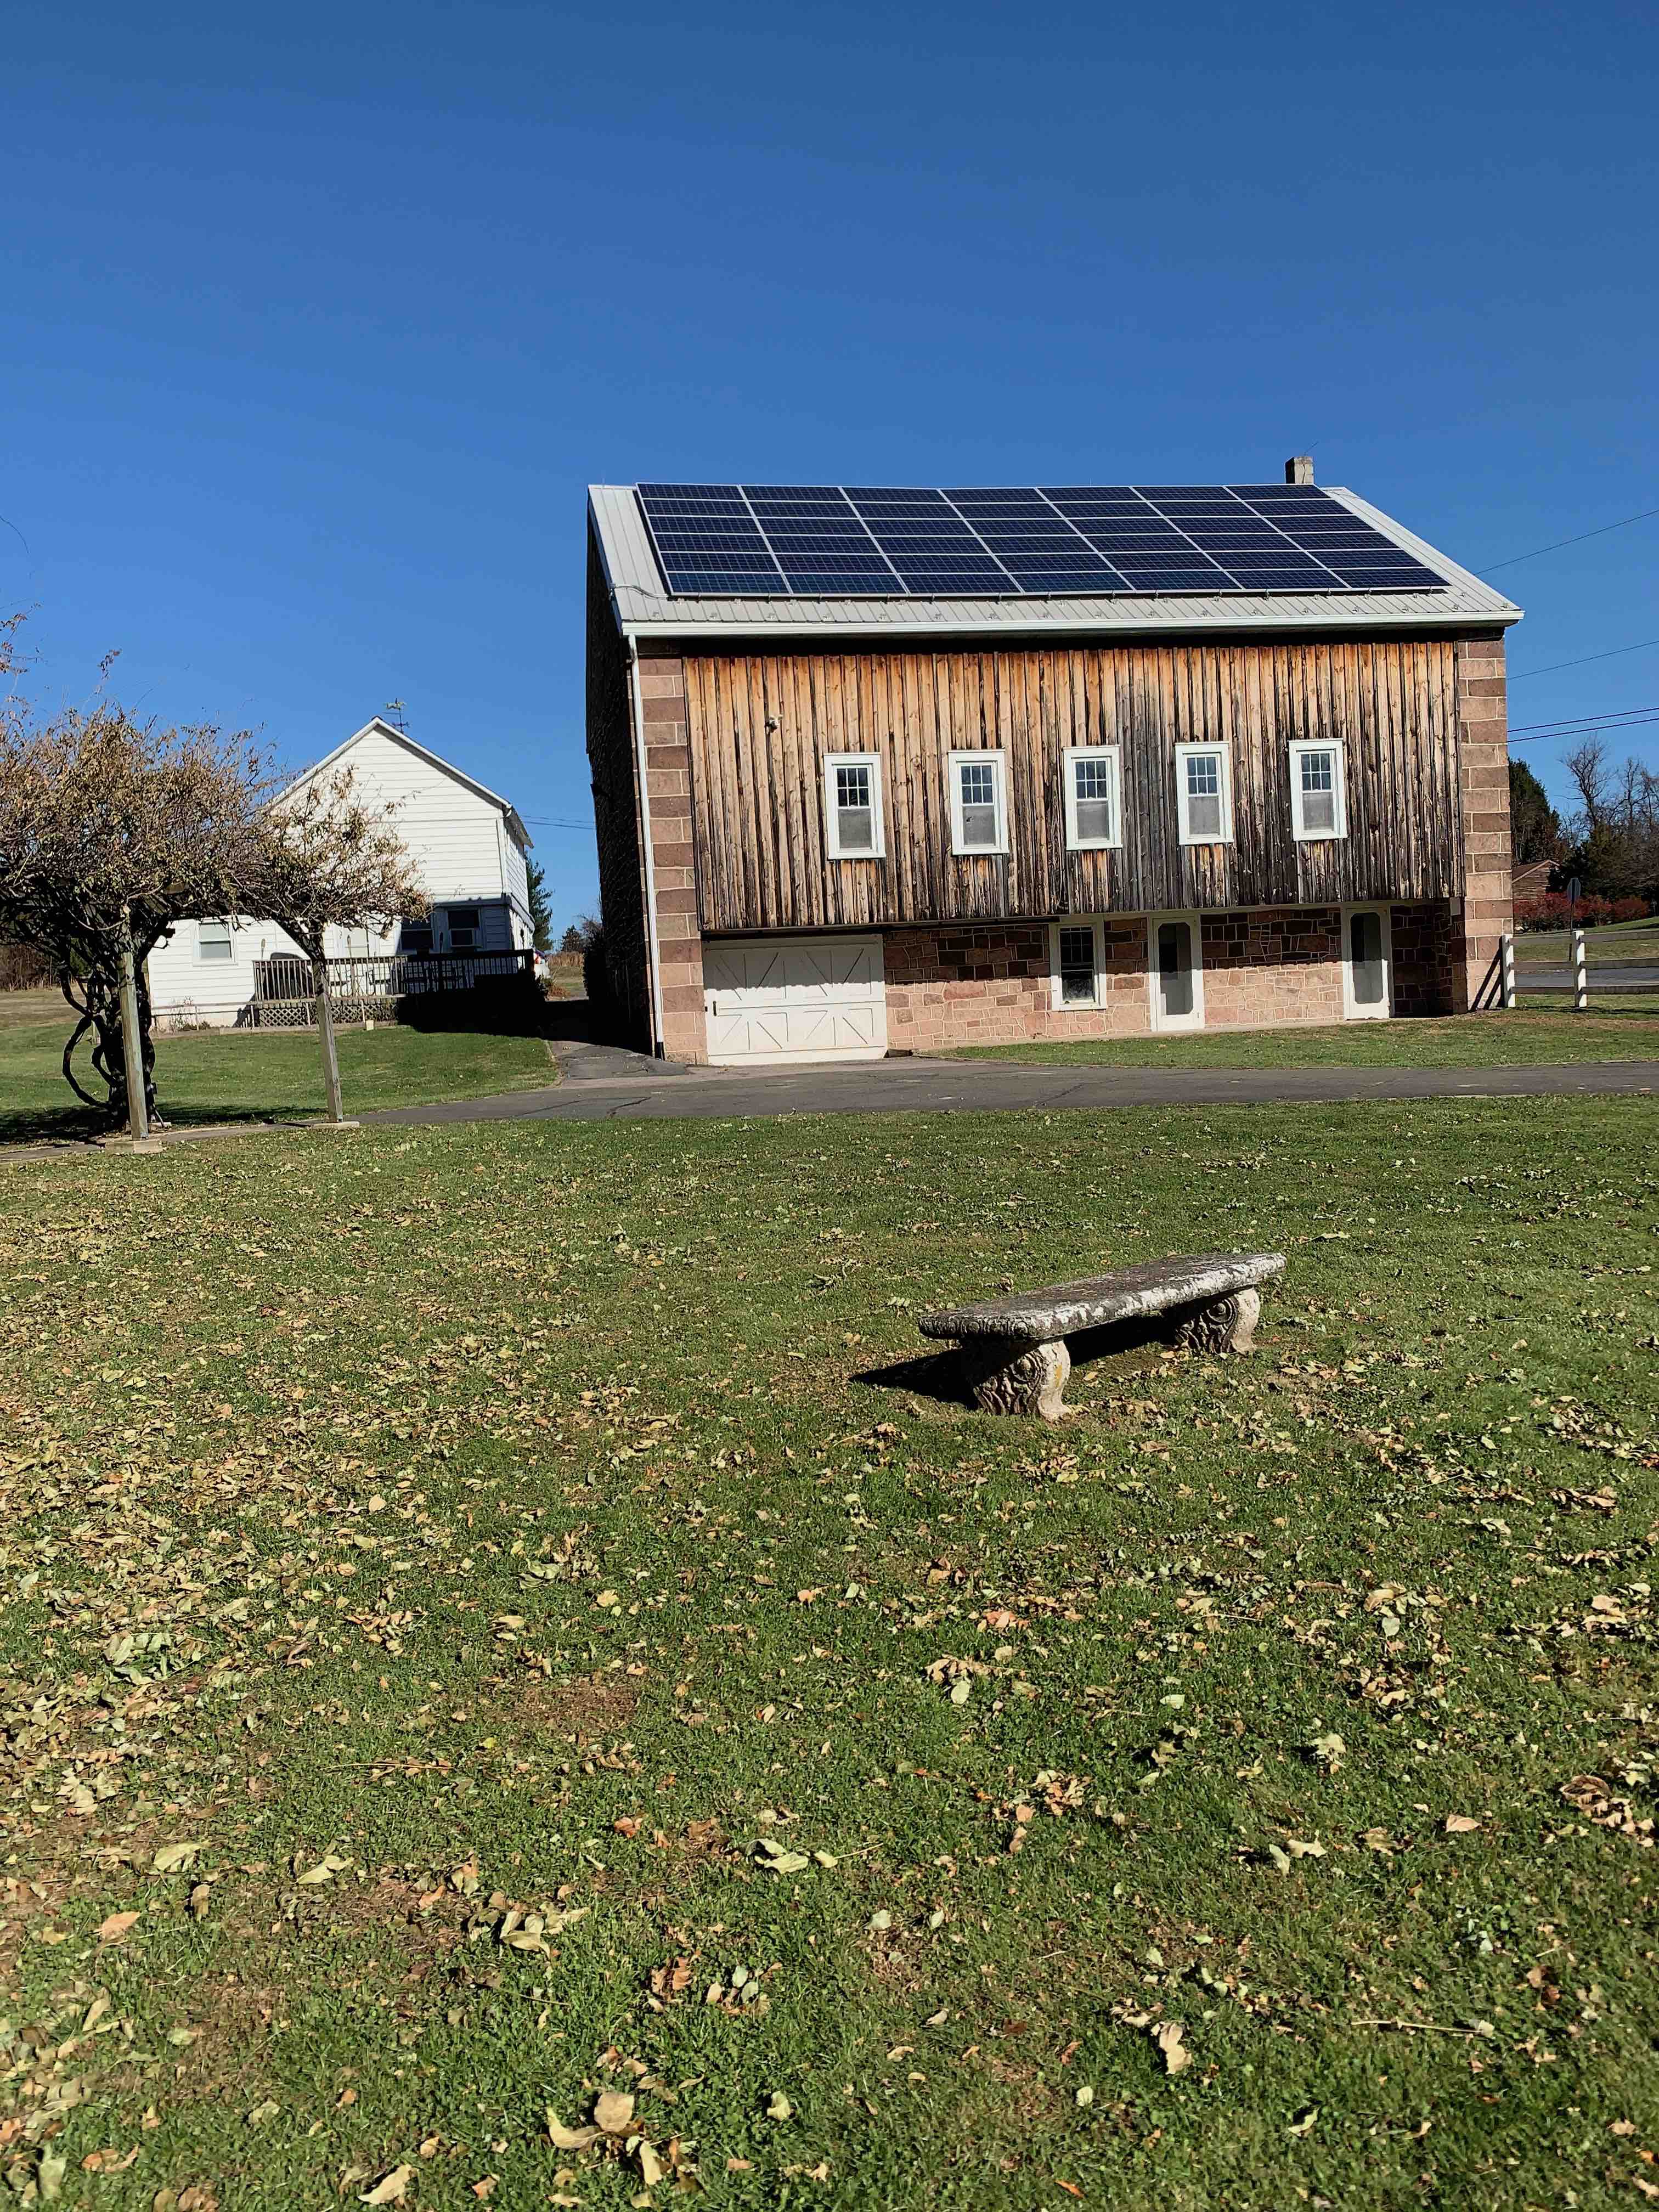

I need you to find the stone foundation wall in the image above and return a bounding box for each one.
[1390,900,1457,1018]
[1198,908,1344,1028]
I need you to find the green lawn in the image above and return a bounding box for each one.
[1,1101,1656,2207]
[0,1013,557,1144]
[939,1003,1659,1069]
[1515,917,1659,968]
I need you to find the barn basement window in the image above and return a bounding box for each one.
[1051,918,1104,1009]
[823,752,884,859]
[1175,743,1234,845]
[948,750,1008,855]
[198,919,233,962]
[1289,740,1347,840]
[1063,746,1122,850]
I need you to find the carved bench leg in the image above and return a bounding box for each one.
[958,1336,1071,1420]
[1175,1286,1262,1356]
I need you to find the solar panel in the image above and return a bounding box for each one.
[632,485,1447,598]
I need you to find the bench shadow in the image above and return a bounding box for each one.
[854,1313,1183,1412]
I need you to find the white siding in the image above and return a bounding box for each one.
[319,727,511,902]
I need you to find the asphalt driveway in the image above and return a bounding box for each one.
[363,1051,1659,1127]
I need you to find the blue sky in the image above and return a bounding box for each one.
[4,1,1655,922]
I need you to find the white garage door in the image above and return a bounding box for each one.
[703,935,887,1065]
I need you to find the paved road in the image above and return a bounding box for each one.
[1516,965,1659,991]
[363,1053,1659,1128]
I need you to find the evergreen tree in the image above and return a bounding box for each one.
[1509,759,1562,864]
[526,860,555,951]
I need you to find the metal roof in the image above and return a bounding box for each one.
[588,483,1521,644]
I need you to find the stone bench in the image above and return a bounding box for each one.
[918,1251,1286,1421]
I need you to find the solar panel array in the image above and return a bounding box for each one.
[634,483,1447,600]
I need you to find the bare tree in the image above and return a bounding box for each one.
[244,766,426,1120]
[0,630,425,1127]
[0,701,275,1124]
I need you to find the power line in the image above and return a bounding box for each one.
[1481,503,1659,573]
[1510,704,1659,734]
[1509,637,1659,681]
[1510,712,1659,747]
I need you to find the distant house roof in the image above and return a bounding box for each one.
[589,481,1521,644]
[287,718,532,851]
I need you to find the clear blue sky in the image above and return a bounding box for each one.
[5,1,1656,921]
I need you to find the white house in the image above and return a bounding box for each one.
[146,718,535,1028]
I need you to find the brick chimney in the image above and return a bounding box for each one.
[1285,455,1314,484]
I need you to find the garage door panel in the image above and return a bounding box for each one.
[704,935,887,1065]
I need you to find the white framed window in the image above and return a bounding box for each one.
[1341,904,1392,1020]
[947,749,1008,856]
[1175,743,1233,845]
[1049,917,1105,1009]
[823,752,884,859]
[1147,911,1205,1031]
[198,919,234,963]
[445,906,481,950]
[1062,746,1122,851]
[1290,740,1346,840]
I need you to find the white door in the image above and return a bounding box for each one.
[1342,905,1393,1019]
[1147,912,1205,1031]
[703,935,888,1065]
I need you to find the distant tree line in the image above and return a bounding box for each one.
[1510,748,1657,908]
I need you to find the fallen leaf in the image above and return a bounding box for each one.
[594,2090,634,2135]
[1153,2021,1190,2075]
[151,1841,202,1875]
[297,1853,352,1884]
[766,2091,793,2121]
[1444,1815,1481,1835]
[545,2111,600,2152]
[360,2169,415,2207]
[98,1910,140,1943]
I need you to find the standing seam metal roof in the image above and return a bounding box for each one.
[588,483,1521,642]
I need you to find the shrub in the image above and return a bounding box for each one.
[1515,892,1627,932]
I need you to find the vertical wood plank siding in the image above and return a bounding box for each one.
[680,637,1468,932]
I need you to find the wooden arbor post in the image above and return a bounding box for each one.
[308,943,356,1128]
[117,905,150,1142]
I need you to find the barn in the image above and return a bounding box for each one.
[585,464,1520,1065]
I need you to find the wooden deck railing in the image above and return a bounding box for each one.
[250,948,535,1026]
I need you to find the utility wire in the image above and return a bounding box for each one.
[1509,637,1659,681]
[1482,503,1659,573]
[1510,704,1659,734]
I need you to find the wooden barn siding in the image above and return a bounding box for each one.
[682,638,1468,933]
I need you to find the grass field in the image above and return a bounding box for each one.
[941,1004,1659,1069]
[1,1099,1656,2208]
[1515,918,1659,968]
[0,1011,557,1145]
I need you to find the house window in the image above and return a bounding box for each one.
[400,923,434,956]
[1063,747,1122,851]
[445,906,481,950]
[1175,743,1233,845]
[948,751,1008,855]
[823,752,884,858]
[1051,919,1104,1008]
[198,919,234,963]
[1290,741,1346,840]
